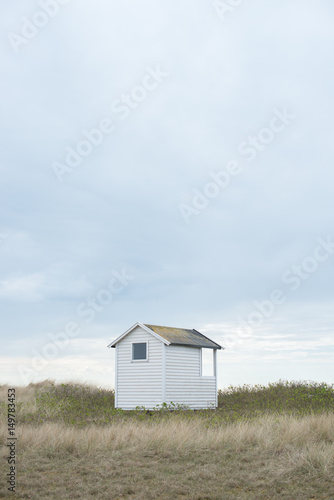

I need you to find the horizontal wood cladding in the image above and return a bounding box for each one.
[165,345,216,408]
[116,326,163,409]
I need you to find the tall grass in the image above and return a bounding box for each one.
[1,380,333,499]
[2,413,332,457]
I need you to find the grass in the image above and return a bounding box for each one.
[0,380,334,499]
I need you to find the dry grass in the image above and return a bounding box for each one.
[0,381,52,406]
[1,414,334,499]
[1,381,334,499]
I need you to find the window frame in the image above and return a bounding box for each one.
[131,342,148,362]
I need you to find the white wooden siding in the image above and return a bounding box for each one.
[116,325,163,409]
[165,345,216,409]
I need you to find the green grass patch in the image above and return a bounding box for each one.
[217,380,334,417]
[2,379,333,427]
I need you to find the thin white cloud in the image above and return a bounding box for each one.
[0,273,45,301]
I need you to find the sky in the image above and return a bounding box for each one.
[1,0,334,389]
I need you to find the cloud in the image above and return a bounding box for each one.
[0,273,45,301]
[1,1,334,386]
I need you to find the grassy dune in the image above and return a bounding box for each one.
[1,380,334,499]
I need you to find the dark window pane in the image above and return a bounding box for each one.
[133,343,147,360]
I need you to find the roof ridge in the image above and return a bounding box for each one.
[144,324,192,331]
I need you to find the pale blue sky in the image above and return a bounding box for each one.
[1,0,334,388]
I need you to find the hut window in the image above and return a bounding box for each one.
[201,348,214,376]
[132,342,147,361]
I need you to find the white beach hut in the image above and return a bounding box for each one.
[108,322,222,410]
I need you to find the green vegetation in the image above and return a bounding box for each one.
[2,379,333,427]
[218,379,334,417]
